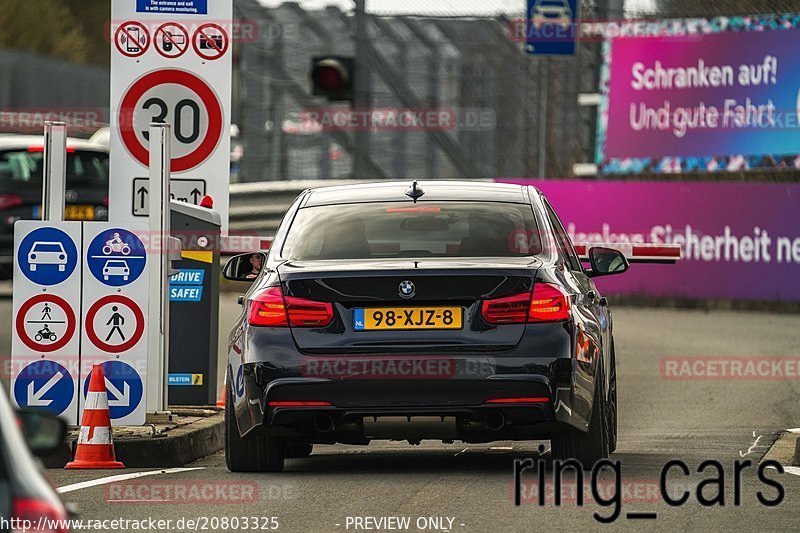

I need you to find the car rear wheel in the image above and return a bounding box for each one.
[224,383,285,472]
[551,369,610,468]
[607,343,618,454]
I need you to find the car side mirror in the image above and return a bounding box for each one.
[223,252,267,282]
[16,409,67,456]
[587,246,629,278]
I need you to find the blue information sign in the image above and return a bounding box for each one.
[526,0,579,56]
[83,361,143,419]
[136,0,207,15]
[14,361,74,415]
[86,228,147,287]
[16,227,78,286]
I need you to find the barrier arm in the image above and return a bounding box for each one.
[574,243,682,264]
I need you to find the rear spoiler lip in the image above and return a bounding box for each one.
[574,243,682,264]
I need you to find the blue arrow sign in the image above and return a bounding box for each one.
[17,227,78,286]
[86,228,147,287]
[14,361,74,415]
[83,361,143,419]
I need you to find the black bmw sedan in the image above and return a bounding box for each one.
[223,181,631,472]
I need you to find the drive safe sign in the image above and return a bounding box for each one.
[109,1,232,231]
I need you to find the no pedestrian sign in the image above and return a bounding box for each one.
[80,222,150,426]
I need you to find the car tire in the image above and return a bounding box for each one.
[607,342,618,454]
[224,382,285,472]
[551,369,609,469]
[285,441,313,458]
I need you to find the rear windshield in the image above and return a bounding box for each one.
[282,201,542,260]
[0,149,109,187]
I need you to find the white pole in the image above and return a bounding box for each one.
[42,121,68,221]
[146,123,171,415]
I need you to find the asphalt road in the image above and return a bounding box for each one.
[2,296,800,531]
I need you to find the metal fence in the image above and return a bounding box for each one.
[0,50,110,127]
[233,0,624,182]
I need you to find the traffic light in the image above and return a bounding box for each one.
[310,56,354,102]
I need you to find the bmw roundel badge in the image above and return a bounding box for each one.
[399,280,415,299]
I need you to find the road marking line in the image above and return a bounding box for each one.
[56,467,204,494]
[784,466,800,476]
[739,431,762,457]
[454,447,468,456]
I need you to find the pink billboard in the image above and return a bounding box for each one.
[596,14,800,174]
[499,179,800,302]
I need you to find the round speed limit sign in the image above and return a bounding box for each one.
[118,69,223,173]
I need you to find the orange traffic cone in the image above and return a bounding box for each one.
[65,364,125,469]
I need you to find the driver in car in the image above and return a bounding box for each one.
[245,253,262,279]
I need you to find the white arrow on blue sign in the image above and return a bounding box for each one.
[83,361,143,420]
[13,361,75,415]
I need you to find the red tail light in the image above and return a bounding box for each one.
[12,497,69,532]
[528,283,571,322]
[481,292,530,324]
[0,194,24,211]
[248,286,334,328]
[484,397,550,404]
[27,146,75,153]
[481,283,570,324]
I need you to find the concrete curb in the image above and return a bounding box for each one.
[43,412,223,469]
[761,430,800,467]
[794,434,800,466]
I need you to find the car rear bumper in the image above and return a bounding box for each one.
[260,374,559,443]
[229,320,597,442]
[233,356,592,443]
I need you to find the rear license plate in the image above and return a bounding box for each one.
[34,205,95,220]
[65,205,95,220]
[354,307,462,331]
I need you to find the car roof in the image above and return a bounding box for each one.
[302,180,531,207]
[0,134,108,152]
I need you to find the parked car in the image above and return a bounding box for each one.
[0,135,109,279]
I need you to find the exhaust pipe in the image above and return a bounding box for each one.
[312,413,334,433]
[485,410,505,431]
